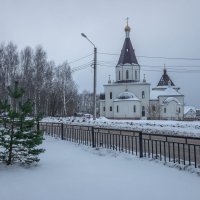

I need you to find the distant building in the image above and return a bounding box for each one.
[184,106,196,119]
[100,22,184,120]
[196,109,200,120]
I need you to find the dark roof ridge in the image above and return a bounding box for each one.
[157,68,175,86]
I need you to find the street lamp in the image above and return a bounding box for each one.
[81,33,97,120]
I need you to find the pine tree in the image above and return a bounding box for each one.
[0,81,45,165]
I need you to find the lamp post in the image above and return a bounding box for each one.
[81,33,97,120]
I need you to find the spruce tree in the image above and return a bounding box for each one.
[0,82,45,165]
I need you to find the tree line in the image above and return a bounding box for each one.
[0,42,79,116]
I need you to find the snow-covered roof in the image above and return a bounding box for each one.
[184,106,196,115]
[163,97,181,104]
[114,91,139,101]
[150,87,183,100]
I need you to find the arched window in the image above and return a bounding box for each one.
[133,105,136,113]
[126,70,129,79]
[142,91,145,99]
[179,107,181,113]
[135,70,137,80]
[119,71,120,80]
[142,106,145,117]
[117,105,119,112]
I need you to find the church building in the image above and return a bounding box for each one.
[150,68,184,120]
[99,22,184,120]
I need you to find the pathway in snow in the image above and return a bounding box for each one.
[0,137,200,200]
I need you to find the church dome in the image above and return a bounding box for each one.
[124,25,131,32]
[116,91,139,100]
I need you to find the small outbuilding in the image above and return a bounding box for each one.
[184,106,196,119]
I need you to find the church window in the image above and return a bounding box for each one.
[142,106,145,117]
[152,105,155,111]
[110,106,112,111]
[134,105,136,113]
[135,70,137,80]
[179,107,181,113]
[119,71,120,80]
[103,107,105,112]
[126,70,129,79]
[142,91,145,99]
[164,108,166,113]
[110,92,112,99]
[117,105,119,112]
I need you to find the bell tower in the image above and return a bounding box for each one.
[116,19,140,83]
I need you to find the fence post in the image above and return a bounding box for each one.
[139,132,143,158]
[92,126,96,148]
[61,123,64,140]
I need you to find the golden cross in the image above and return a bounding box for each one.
[126,17,129,26]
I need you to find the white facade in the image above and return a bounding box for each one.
[150,86,184,120]
[100,82,150,119]
[116,64,140,82]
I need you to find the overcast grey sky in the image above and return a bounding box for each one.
[1,0,200,107]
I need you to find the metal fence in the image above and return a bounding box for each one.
[39,122,200,168]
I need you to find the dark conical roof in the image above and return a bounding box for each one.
[117,37,138,65]
[157,68,175,86]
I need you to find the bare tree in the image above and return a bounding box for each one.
[53,62,78,116]
[147,102,161,120]
[78,90,93,114]
[33,46,47,115]
[4,42,19,87]
[0,42,79,117]
[20,46,34,100]
[0,43,6,100]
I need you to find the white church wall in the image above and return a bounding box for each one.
[113,100,141,119]
[160,99,184,120]
[116,64,140,82]
[103,82,150,118]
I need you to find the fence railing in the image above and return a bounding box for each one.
[39,122,200,168]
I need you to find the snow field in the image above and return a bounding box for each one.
[0,136,200,200]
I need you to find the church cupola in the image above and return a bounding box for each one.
[117,19,138,65]
[153,65,180,92]
[116,19,140,83]
[124,18,131,38]
[157,66,175,87]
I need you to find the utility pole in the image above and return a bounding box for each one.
[81,33,97,120]
[93,47,97,120]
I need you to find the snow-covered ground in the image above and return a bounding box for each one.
[41,117,200,137]
[0,137,200,200]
